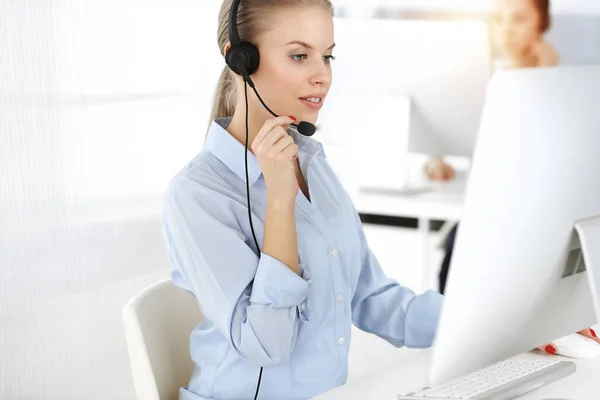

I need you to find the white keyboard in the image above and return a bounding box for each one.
[398,354,576,400]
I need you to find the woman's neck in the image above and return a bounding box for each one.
[505,39,559,70]
[226,107,272,153]
[507,51,539,69]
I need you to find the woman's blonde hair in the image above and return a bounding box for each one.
[207,0,334,130]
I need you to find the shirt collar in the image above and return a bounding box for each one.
[205,116,326,187]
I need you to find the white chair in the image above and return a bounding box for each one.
[123,279,204,400]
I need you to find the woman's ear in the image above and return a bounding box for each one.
[223,42,232,57]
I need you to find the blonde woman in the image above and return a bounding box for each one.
[161,1,597,399]
[162,1,442,399]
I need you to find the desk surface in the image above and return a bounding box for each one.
[316,349,600,400]
[349,179,467,221]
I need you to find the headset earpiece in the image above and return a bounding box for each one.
[225,42,260,77]
[226,0,260,79]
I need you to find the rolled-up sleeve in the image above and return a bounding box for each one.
[249,253,309,307]
[162,179,309,367]
[350,217,444,349]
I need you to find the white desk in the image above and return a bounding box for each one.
[349,179,466,222]
[348,178,467,291]
[316,349,600,400]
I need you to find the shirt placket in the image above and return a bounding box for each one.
[295,150,349,361]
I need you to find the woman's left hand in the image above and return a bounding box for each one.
[424,157,455,181]
[538,328,599,355]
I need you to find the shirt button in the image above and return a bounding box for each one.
[336,293,344,303]
[330,248,339,257]
[337,336,345,345]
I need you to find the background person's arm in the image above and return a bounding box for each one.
[424,156,455,181]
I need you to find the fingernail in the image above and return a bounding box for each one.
[545,345,556,355]
[289,116,297,121]
[591,329,597,338]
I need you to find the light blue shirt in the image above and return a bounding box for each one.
[162,117,443,400]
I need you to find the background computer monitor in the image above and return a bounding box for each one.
[429,65,600,386]
[317,17,492,159]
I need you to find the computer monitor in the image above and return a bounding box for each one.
[317,17,491,158]
[429,64,600,386]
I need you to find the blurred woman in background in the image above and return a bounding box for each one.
[433,0,560,295]
[425,0,558,181]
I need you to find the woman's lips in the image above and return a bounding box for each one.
[299,97,324,110]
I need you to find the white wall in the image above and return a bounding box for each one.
[0,1,222,398]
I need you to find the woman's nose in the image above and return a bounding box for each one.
[500,24,513,39]
[309,62,331,86]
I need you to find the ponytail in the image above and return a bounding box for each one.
[206,66,236,138]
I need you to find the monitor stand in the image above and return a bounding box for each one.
[575,215,600,321]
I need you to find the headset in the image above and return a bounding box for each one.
[223,0,317,398]
[225,0,317,137]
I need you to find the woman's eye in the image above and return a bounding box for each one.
[291,53,336,63]
[291,54,308,62]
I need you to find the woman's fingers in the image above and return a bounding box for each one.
[425,159,456,181]
[578,328,600,345]
[268,134,295,158]
[537,344,557,355]
[446,165,456,180]
[537,329,599,355]
[252,116,295,150]
[537,328,599,356]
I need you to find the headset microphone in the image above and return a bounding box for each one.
[240,67,317,137]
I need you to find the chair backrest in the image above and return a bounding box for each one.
[122,279,204,400]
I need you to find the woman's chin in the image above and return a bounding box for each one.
[503,45,529,58]
[297,111,319,125]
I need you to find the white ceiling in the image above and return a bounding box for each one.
[335,0,600,15]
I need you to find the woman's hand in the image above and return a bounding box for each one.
[424,157,455,181]
[251,116,299,202]
[537,328,599,355]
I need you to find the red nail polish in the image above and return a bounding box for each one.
[545,345,556,355]
[591,329,597,338]
[289,116,297,121]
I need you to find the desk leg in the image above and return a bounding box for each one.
[419,217,431,292]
